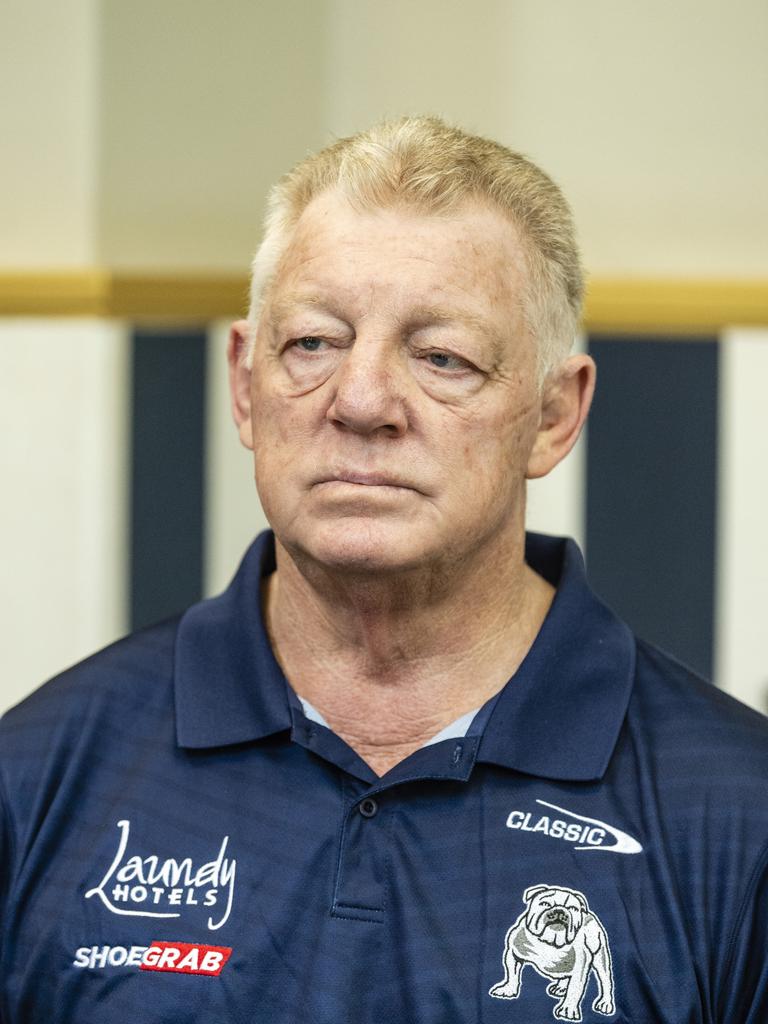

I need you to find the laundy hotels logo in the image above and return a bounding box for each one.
[506,800,643,854]
[85,820,237,929]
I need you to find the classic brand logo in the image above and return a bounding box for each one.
[85,820,237,929]
[506,800,643,854]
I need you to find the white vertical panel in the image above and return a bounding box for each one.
[526,335,587,549]
[0,320,129,713]
[204,322,269,598]
[716,328,768,713]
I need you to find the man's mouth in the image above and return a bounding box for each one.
[317,471,415,490]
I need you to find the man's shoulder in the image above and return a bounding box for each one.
[0,616,182,761]
[630,636,768,770]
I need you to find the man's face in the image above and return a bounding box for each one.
[238,190,546,576]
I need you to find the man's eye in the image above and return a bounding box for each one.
[294,336,325,352]
[426,351,469,371]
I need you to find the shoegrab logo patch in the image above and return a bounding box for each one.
[506,800,642,855]
[85,820,237,929]
[73,941,232,976]
[490,884,616,1020]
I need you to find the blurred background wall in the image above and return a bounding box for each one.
[1,0,767,713]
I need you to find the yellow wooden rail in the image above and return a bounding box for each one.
[0,271,766,332]
[584,278,768,334]
[0,271,249,320]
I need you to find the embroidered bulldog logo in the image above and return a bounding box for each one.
[489,884,615,1021]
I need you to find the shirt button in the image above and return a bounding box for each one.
[359,798,378,819]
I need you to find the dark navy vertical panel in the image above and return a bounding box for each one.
[586,337,718,680]
[130,331,206,631]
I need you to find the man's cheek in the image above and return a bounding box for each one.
[254,396,307,447]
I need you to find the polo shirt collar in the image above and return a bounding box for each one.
[175,533,291,748]
[175,531,635,781]
[477,533,635,781]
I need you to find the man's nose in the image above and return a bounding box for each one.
[325,340,408,436]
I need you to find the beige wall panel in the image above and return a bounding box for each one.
[715,328,768,713]
[0,321,129,715]
[205,322,269,597]
[0,0,98,266]
[496,0,768,276]
[98,0,329,270]
[326,0,510,137]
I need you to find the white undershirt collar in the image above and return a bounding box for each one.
[297,697,480,749]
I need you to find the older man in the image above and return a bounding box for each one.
[1,117,767,1024]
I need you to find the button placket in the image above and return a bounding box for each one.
[332,794,389,922]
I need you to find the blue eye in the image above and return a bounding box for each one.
[296,337,324,352]
[427,352,467,371]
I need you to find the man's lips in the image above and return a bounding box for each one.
[314,471,418,490]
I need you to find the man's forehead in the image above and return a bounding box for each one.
[281,189,527,268]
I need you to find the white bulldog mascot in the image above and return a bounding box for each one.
[489,884,616,1021]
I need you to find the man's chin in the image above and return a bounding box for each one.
[283,520,433,576]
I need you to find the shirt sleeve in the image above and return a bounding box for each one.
[717,846,768,1024]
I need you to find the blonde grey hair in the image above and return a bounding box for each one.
[246,115,583,382]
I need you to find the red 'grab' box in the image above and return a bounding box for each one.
[140,942,232,976]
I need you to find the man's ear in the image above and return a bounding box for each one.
[526,354,596,480]
[227,319,255,451]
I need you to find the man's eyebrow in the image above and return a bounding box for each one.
[269,297,493,330]
[267,294,341,328]
[406,307,494,334]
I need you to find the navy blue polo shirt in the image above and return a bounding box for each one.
[2,531,768,1023]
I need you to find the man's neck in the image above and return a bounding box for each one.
[263,536,555,776]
